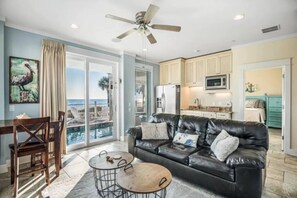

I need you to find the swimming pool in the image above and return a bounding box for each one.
[66,121,113,145]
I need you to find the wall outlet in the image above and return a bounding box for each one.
[9,105,15,112]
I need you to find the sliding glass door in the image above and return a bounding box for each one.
[135,66,153,125]
[66,54,117,150]
[88,62,114,144]
[66,57,86,146]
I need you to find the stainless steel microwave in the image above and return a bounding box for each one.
[205,74,229,90]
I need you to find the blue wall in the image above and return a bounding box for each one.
[122,54,136,131]
[0,21,4,120]
[0,26,159,166]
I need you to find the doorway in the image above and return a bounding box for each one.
[239,59,292,155]
[135,64,154,125]
[66,53,118,151]
[244,67,283,150]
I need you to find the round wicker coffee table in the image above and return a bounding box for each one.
[117,163,172,198]
[89,150,134,197]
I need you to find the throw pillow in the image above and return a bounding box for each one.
[245,99,258,108]
[211,129,239,161]
[257,100,265,109]
[173,132,199,148]
[141,122,169,140]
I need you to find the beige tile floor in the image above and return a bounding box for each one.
[0,128,296,197]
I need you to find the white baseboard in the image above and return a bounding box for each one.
[286,149,297,157]
[0,163,8,174]
[0,155,31,173]
[120,135,125,141]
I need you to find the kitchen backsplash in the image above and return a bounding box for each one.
[181,87,232,108]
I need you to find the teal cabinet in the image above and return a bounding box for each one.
[266,96,282,128]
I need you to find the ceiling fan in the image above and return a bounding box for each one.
[106,4,181,44]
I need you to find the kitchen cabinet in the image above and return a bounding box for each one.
[180,110,232,120]
[205,51,232,76]
[160,58,185,85]
[181,110,203,117]
[184,58,205,87]
[266,96,282,128]
[202,112,217,118]
[216,112,232,120]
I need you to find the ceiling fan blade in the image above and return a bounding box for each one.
[147,33,157,44]
[151,24,181,32]
[143,4,160,23]
[105,14,135,24]
[117,28,138,39]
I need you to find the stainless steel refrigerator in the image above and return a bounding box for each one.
[155,85,180,114]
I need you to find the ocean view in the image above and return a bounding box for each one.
[67,99,108,109]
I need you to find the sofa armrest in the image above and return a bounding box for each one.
[126,126,142,155]
[226,147,266,169]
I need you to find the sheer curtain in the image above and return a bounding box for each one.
[40,40,67,154]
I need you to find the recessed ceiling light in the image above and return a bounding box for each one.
[70,24,79,29]
[194,49,200,53]
[143,48,147,52]
[233,14,245,20]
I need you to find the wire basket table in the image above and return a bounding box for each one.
[117,163,172,198]
[89,150,134,197]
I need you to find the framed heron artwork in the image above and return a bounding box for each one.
[9,56,40,104]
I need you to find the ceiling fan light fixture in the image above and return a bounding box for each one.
[233,14,245,20]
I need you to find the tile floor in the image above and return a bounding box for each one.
[0,128,296,197]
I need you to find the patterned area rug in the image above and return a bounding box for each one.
[41,168,219,198]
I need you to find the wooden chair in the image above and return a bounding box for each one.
[9,117,50,197]
[34,111,65,171]
[49,111,65,168]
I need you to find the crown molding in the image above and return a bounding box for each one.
[121,51,136,58]
[231,33,297,50]
[5,22,121,56]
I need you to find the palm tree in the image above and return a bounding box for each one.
[98,76,110,107]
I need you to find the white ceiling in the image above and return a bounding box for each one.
[1,0,297,62]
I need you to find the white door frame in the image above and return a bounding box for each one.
[238,58,295,155]
[66,49,120,151]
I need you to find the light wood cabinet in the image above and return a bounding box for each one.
[184,58,205,87]
[202,112,217,118]
[205,51,232,76]
[181,110,232,120]
[160,63,169,85]
[159,59,185,85]
[216,112,232,120]
[181,110,203,117]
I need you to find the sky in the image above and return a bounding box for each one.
[66,67,108,99]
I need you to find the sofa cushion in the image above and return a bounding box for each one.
[226,147,266,169]
[189,148,235,182]
[158,142,199,164]
[177,115,209,147]
[148,113,180,139]
[206,119,268,150]
[141,122,169,140]
[136,139,171,154]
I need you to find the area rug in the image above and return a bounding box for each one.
[41,168,220,198]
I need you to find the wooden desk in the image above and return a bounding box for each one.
[0,119,62,176]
